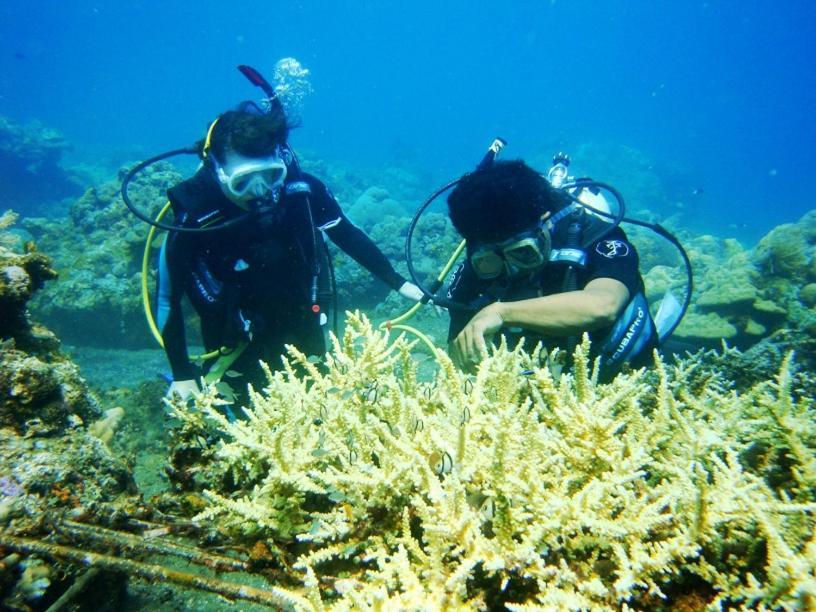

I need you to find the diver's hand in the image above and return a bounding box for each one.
[449,303,504,369]
[398,281,425,302]
[166,379,201,401]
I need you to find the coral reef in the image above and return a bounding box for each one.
[0,344,103,435]
[0,212,136,609]
[0,426,133,527]
[166,311,816,610]
[0,210,104,434]
[23,161,182,348]
[300,156,432,211]
[346,186,410,230]
[0,114,82,215]
[753,214,816,281]
[635,210,816,359]
[332,209,460,315]
[0,210,59,347]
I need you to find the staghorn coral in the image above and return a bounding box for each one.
[167,311,816,610]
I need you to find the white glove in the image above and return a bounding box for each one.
[398,281,425,302]
[166,379,201,401]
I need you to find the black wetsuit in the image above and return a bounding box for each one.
[447,227,658,380]
[159,168,406,386]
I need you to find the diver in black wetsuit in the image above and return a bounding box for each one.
[159,106,423,400]
[445,160,658,381]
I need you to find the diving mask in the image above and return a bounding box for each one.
[214,149,287,204]
[469,226,552,280]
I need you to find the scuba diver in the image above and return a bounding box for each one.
[129,68,423,402]
[443,158,662,381]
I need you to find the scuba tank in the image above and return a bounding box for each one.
[541,152,691,344]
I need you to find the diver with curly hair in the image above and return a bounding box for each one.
[445,160,658,380]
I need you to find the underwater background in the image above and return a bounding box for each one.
[3,1,816,610]
[1,0,814,241]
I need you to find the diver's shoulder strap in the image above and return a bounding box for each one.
[285,180,311,195]
[549,248,587,266]
[167,170,228,227]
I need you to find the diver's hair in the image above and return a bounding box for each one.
[208,106,293,162]
[447,160,559,242]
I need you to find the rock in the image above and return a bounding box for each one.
[752,223,811,279]
[800,283,816,307]
[673,312,738,343]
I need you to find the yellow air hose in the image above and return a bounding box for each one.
[379,239,467,361]
[140,201,222,362]
[141,202,171,347]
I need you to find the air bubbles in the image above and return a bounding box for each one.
[270,57,313,124]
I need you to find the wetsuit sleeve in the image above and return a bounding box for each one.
[160,231,197,380]
[446,263,482,341]
[584,229,642,296]
[308,177,406,290]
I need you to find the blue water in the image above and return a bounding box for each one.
[1,1,814,242]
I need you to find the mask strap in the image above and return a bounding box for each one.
[201,117,220,159]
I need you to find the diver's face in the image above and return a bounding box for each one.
[214,148,287,208]
[469,225,552,281]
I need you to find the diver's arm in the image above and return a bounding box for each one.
[305,175,407,290]
[162,304,196,380]
[496,278,629,334]
[446,263,481,340]
[161,234,197,381]
[450,278,629,367]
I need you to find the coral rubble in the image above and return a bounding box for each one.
[0,211,135,609]
[167,311,816,610]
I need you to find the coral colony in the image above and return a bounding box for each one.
[164,313,816,609]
